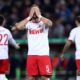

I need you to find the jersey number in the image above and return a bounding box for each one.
[0,34,8,45]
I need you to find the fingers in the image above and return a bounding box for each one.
[11,23,18,32]
[31,4,39,10]
[29,5,41,18]
[60,54,64,61]
[29,5,38,17]
[16,43,20,49]
[11,27,16,31]
[29,7,35,18]
[34,7,41,16]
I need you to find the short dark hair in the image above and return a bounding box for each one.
[0,15,4,26]
[76,16,80,23]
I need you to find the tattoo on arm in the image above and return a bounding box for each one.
[41,17,53,27]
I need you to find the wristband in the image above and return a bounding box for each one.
[27,16,31,21]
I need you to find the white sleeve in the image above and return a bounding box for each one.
[8,30,17,48]
[68,29,76,42]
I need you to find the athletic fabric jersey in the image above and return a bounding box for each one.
[68,27,80,59]
[26,21,49,55]
[0,26,16,59]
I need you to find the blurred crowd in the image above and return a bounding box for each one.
[0,0,80,38]
[0,0,77,79]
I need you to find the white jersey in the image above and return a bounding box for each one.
[68,27,80,59]
[26,21,49,55]
[0,26,16,59]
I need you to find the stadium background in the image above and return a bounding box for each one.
[0,0,79,79]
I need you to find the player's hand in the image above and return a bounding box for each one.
[29,6,35,18]
[16,43,20,50]
[34,6,42,19]
[11,27,17,32]
[60,54,64,61]
[11,23,18,32]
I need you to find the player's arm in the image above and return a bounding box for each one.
[61,40,72,59]
[34,6,53,27]
[9,38,20,49]
[8,31,20,49]
[40,17,53,27]
[12,7,35,31]
[61,29,75,59]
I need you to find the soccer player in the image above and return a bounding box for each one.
[12,5,52,80]
[0,15,20,80]
[61,16,80,80]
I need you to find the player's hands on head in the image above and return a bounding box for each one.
[27,5,38,21]
[34,6,42,19]
[29,5,42,20]
[29,6,35,19]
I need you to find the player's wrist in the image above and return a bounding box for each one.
[38,15,42,19]
[13,23,19,30]
[27,16,31,21]
[12,26,18,31]
[15,26,19,30]
[16,45,20,49]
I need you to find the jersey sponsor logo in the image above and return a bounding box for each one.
[29,28,43,34]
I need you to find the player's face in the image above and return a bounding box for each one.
[32,13,38,19]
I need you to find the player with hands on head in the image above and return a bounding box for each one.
[12,5,52,31]
[12,5,53,80]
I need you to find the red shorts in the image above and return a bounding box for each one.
[26,55,52,76]
[76,60,80,71]
[0,59,10,74]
